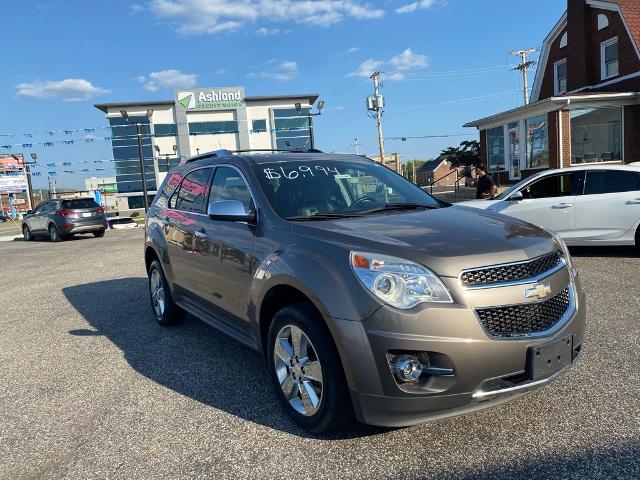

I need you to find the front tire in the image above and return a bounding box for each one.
[148,260,184,326]
[22,225,33,241]
[93,230,105,238]
[267,303,353,433]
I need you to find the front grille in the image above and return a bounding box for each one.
[476,287,571,337]
[460,251,563,288]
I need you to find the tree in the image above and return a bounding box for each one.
[404,160,426,184]
[440,140,480,168]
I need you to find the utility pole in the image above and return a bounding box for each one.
[412,159,416,184]
[509,49,536,105]
[368,71,385,162]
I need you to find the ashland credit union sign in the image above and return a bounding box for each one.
[175,87,246,111]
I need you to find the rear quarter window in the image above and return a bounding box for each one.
[62,199,98,209]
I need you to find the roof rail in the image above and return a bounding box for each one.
[233,148,323,154]
[181,149,233,165]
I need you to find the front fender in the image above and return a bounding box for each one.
[145,221,175,290]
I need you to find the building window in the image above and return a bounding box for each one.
[154,123,178,137]
[109,117,156,194]
[188,121,238,135]
[525,114,549,169]
[601,37,619,80]
[554,59,567,94]
[272,108,312,150]
[486,126,505,173]
[252,119,267,133]
[570,107,622,164]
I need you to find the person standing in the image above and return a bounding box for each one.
[475,165,497,199]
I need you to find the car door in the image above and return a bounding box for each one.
[494,171,583,240]
[573,169,640,242]
[163,167,214,297]
[195,165,257,331]
[32,201,54,232]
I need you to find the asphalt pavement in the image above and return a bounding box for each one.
[0,229,638,479]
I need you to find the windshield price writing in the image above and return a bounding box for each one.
[264,165,340,180]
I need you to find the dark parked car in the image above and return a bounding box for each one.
[144,150,586,433]
[22,198,107,241]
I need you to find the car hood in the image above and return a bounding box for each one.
[455,199,502,210]
[292,206,557,278]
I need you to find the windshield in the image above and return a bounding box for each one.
[252,159,442,219]
[494,173,545,200]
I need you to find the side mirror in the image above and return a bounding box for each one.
[508,191,523,202]
[207,200,256,223]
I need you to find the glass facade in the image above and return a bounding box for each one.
[273,108,312,150]
[486,126,505,173]
[570,107,622,164]
[188,121,238,135]
[154,123,178,137]
[526,114,549,169]
[252,119,267,133]
[109,117,156,194]
[158,156,181,173]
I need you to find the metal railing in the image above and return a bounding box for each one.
[426,168,465,202]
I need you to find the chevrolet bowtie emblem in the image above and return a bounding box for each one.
[525,282,552,300]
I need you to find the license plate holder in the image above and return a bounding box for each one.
[82,212,92,217]
[527,335,573,381]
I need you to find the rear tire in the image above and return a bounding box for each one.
[635,225,640,248]
[148,260,184,326]
[48,224,62,242]
[93,230,105,238]
[22,225,33,241]
[267,303,354,433]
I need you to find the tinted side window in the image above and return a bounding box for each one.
[522,173,577,199]
[209,167,253,213]
[62,199,98,209]
[173,168,212,213]
[584,170,640,195]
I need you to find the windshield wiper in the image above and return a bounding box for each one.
[359,203,438,215]
[285,212,363,221]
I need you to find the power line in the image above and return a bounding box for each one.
[509,48,536,105]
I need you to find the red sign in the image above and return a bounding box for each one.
[0,154,24,170]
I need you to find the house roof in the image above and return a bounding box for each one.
[464,92,640,128]
[416,156,448,173]
[614,0,640,53]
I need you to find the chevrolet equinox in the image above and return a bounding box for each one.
[144,151,586,433]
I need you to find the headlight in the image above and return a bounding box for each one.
[350,251,453,309]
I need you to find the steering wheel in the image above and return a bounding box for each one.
[351,195,378,208]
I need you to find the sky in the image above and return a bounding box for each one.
[1,0,567,189]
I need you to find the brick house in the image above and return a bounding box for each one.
[415,156,465,187]
[465,0,640,185]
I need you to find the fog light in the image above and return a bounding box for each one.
[390,355,423,382]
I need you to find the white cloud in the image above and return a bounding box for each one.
[395,0,440,14]
[15,78,109,101]
[389,48,428,70]
[348,48,429,80]
[347,58,384,78]
[248,60,299,82]
[148,0,385,35]
[130,4,145,14]
[137,69,198,92]
[255,27,280,35]
[347,47,360,53]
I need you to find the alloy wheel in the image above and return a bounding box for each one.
[150,269,166,318]
[23,226,30,241]
[49,225,59,242]
[273,325,323,416]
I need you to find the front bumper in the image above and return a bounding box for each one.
[327,275,586,428]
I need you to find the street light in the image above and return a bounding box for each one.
[120,109,152,212]
[304,99,324,150]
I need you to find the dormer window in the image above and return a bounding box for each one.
[554,59,567,94]
[601,37,619,80]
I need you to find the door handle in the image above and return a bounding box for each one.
[552,203,573,209]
